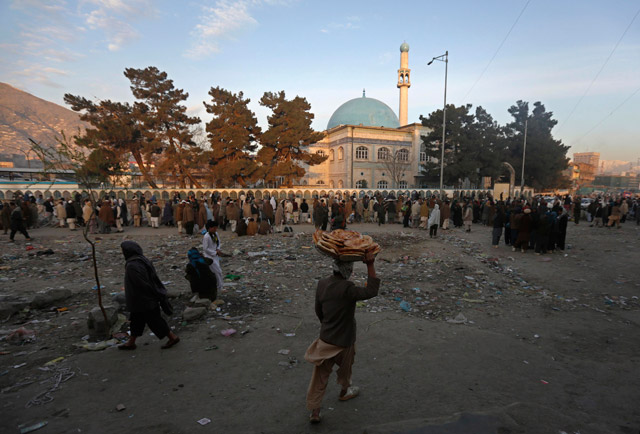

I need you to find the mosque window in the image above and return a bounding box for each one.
[355,146,368,160]
[338,180,344,188]
[317,150,325,157]
[330,149,335,161]
[420,151,427,162]
[378,147,390,160]
[317,180,325,185]
[338,147,344,160]
[355,179,368,188]
[398,180,408,189]
[329,180,335,188]
[377,180,388,189]
[397,149,409,161]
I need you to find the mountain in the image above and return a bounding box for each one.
[0,82,87,161]
[599,160,632,175]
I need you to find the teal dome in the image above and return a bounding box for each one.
[327,96,400,130]
[400,42,409,52]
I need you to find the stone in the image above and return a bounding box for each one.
[0,301,29,318]
[87,305,119,334]
[182,307,206,321]
[166,287,186,299]
[29,288,73,309]
[111,292,126,308]
[193,298,211,307]
[447,313,468,324]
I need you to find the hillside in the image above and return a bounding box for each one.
[0,82,87,158]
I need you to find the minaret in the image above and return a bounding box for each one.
[397,42,411,126]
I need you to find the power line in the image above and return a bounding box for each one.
[572,85,640,145]
[460,0,532,103]
[557,7,640,131]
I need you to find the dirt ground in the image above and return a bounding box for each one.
[0,218,639,434]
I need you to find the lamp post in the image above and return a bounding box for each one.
[520,119,528,197]
[428,51,448,195]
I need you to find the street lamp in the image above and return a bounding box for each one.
[428,51,448,195]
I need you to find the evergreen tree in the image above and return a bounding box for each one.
[203,87,261,187]
[256,91,326,187]
[124,67,203,188]
[63,95,159,188]
[419,104,504,188]
[504,101,570,190]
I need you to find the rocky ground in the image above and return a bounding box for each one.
[0,219,639,434]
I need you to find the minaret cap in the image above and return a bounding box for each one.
[400,42,409,52]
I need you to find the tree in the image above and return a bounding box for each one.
[256,91,326,187]
[379,148,414,188]
[30,133,124,337]
[419,104,504,188]
[63,95,158,188]
[203,87,261,187]
[504,101,570,190]
[124,67,203,188]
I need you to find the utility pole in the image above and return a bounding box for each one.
[520,119,527,197]
[428,51,448,196]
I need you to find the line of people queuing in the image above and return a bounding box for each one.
[488,198,569,255]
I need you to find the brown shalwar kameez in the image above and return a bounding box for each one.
[305,339,355,410]
[305,274,380,411]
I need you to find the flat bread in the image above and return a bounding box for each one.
[344,238,373,249]
[313,228,381,259]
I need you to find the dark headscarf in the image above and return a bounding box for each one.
[120,241,167,309]
[121,240,162,284]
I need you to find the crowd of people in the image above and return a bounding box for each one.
[1,191,638,243]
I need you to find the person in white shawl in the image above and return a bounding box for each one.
[203,220,224,291]
[428,203,440,238]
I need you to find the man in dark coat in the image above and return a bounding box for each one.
[313,200,327,230]
[304,252,380,424]
[9,202,31,242]
[573,197,581,224]
[98,200,115,233]
[263,199,274,225]
[514,208,532,252]
[1,201,11,234]
[118,241,179,350]
[235,217,247,236]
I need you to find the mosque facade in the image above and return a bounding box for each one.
[302,42,430,190]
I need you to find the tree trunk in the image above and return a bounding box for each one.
[170,140,203,189]
[177,160,202,189]
[83,207,110,338]
[132,151,158,188]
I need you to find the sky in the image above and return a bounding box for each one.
[1,0,639,163]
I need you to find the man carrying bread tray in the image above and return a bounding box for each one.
[305,234,380,424]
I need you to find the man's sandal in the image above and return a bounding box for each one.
[161,337,180,349]
[309,409,321,424]
[339,386,360,401]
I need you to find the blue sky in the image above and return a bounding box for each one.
[1,0,639,162]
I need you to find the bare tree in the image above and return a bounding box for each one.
[379,148,414,188]
[30,133,126,338]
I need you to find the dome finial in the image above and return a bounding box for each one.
[362,88,366,98]
[400,41,409,52]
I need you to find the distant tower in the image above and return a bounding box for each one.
[397,42,411,126]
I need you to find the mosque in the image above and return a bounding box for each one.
[303,42,430,190]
